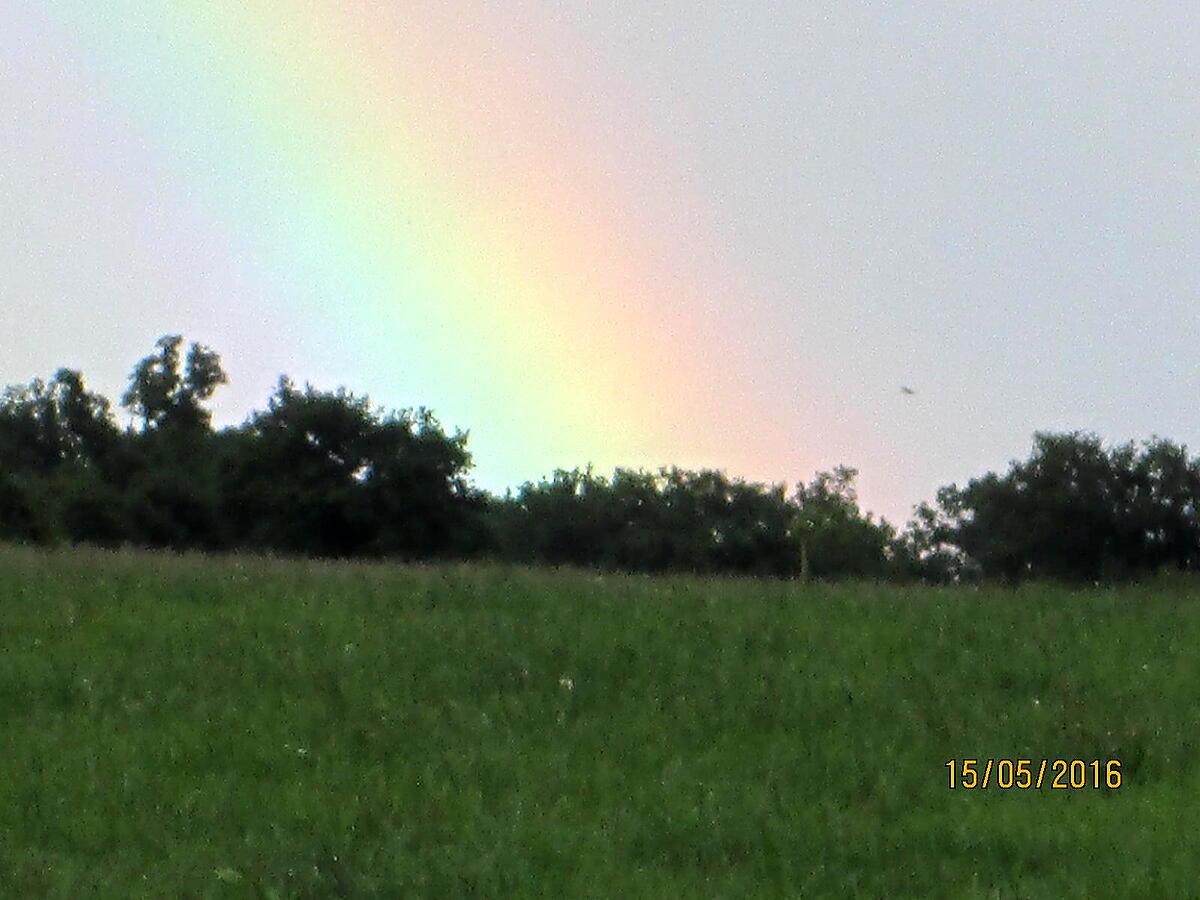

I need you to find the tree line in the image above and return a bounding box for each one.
[2,336,1198,583]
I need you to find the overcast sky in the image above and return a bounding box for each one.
[2,2,1198,523]
[551,0,1200,515]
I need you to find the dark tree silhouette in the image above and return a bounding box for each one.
[122,335,227,432]
[913,432,1200,582]
[6,335,1196,584]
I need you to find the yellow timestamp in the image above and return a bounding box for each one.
[946,758,1122,790]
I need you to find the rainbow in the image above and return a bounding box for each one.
[35,2,820,491]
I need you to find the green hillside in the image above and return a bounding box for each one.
[0,546,1194,897]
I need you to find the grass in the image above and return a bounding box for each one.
[0,545,1197,897]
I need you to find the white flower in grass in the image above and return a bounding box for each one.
[559,675,575,692]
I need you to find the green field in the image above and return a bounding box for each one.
[0,546,1196,898]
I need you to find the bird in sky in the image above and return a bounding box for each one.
[900,386,917,396]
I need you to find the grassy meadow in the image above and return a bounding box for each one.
[1,545,1197,897]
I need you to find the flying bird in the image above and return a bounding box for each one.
[900,386,917,396]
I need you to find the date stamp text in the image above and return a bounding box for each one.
[946,759,1122,790]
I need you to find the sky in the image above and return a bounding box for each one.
[2,2,1198,524]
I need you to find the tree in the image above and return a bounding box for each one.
[895,495,973,583]
[493,465,888,579]
[0,370,118,473]
[223,379,480,558]
[122,335,227,432]
[112,336,231,550]
[1121,438,1200,573]
[792,467,892,579]
[0,471,46,542]
[923,432,1200,581]
[0,369,124,545]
